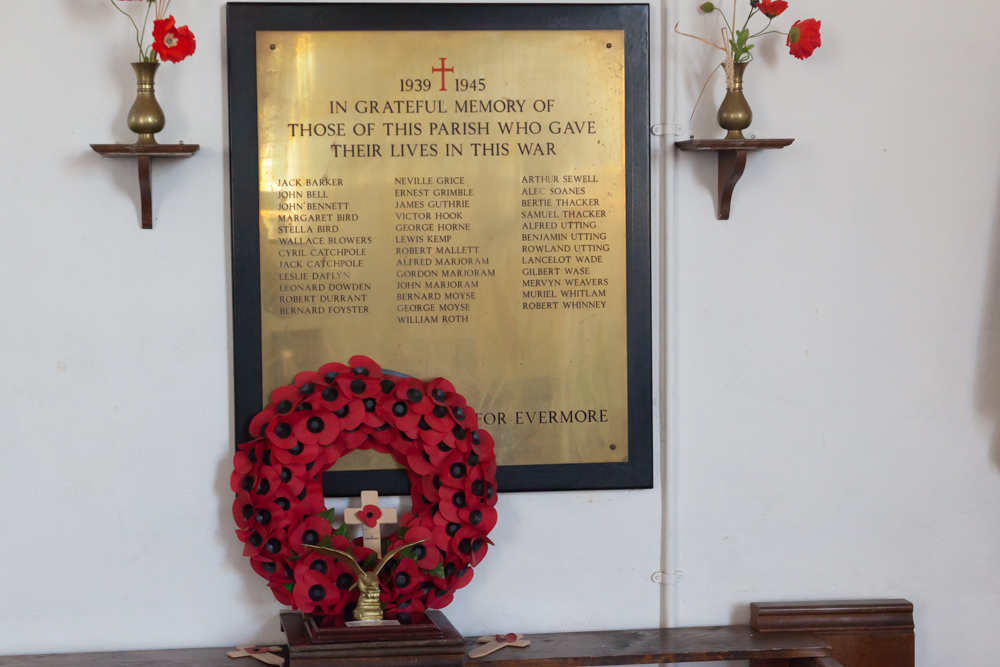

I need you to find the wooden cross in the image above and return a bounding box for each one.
[345,490,397,557]
[468,634,530,659]
[226,646,283,665]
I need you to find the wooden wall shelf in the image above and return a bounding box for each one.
[675,138,794,220]
[90,143,199,230]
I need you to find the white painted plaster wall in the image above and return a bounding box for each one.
[0,1,998,665]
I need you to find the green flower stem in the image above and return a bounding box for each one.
[140,0,154,61]
[110,0,144,60]
[711,7,733,35]
[749,18,774,39]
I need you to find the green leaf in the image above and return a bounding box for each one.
[396,526,410,540]
[319,508,338,525]
[747,44,755,50]
[288,552,300,562]
[333,523,350,538]
[362,553,378,570]
[317,535,335,549]
[283,583,294,593]
[424,563,446,579]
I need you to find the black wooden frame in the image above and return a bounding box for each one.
[227,2,652,496]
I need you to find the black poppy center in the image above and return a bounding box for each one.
[307,417,325,433]
[262,561,277,573]
[336,573,354,590]
[353,366,370,376]
[449,462,466,479]
[308,584,326,602]
[280,467,292,483]
[289,442,304,456]
[433,405,448,418]
[380,379,396,393]
[469,509,482,526]
[407,388,423,403]
[324,371,339,383]
[310,560,328,574]
[446,522,461,537]
[452,492,467,508]
[350,379,366,394]
[298,383,315,396]
[255,509,272,525]
[276,400,292,414]
[453,407,466,421]
[302,530,319,545]
[392,401,408,416]
[276,497,290,511]
[412,544,427,561]
[275,422,292,439]
[471,480,485,497]
[264,538,282,555]
[256,479,270,496]
[249,532,263,547]
[431,388,447,402]
[241,504,254,520]
[321,386,339,402]
[394,572,411,588]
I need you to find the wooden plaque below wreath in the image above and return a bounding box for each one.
[280,610,465,667]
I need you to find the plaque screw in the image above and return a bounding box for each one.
[270,44,276,50]
[606,43,612,48]
[610,443,617,450]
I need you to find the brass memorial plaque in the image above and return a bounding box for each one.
[257,30,626,470]
[230,4,652,492]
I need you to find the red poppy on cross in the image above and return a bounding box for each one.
[345,490,397,557]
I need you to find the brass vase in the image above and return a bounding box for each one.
[717,61,752,140]
[127,62,165,145]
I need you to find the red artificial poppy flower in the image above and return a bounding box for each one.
[756,0,787,19]
[268,581,294,606]
[252,555,293,584]
[292,570,342,615]
[426,378,457,406]
[395,378,435,415]
[249,409,276,440]
[787,19,821,60]
[426,586,454,609]
[273,439,321,467]
[384,596,426,623]
[233,490,255,530]
[152,16,196,64]
[294,551,337,583]
[389,558,425,596]
[289,516,333,555]
[400,526,441,569]
[292,410,342,446]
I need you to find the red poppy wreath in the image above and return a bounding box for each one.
[231,356,498,621]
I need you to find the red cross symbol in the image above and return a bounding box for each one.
[432,58,454,91]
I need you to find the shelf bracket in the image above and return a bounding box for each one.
[675,138,794,220]
[91,142,200,229]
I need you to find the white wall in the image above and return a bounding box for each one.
[0,0,997,665]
